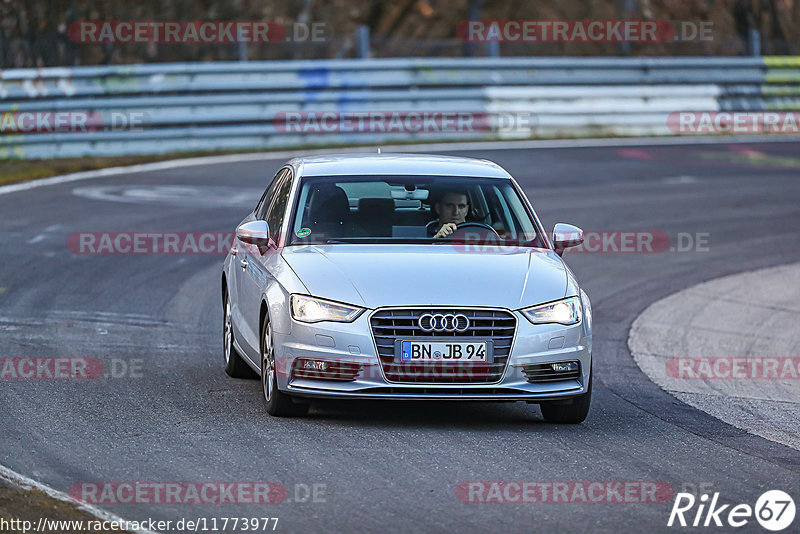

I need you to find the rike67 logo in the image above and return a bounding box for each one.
[668,490,795,531]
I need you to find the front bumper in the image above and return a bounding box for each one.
[274,306,592,402]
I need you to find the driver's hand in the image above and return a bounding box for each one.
[433,223,458,238]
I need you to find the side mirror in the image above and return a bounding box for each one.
[552,223,583,256]
[236,220,274,252]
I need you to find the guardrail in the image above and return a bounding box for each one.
[1,57,799,158]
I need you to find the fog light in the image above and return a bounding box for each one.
[522,361,581,383]
[292,358,363,381]
[551,361,579,373]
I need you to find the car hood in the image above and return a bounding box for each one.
[281,244,568,309]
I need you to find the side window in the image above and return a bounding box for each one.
[488,185,515,232]
[255,168,287,219]
[265,170,294,240]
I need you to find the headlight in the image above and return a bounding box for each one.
[290,295,365,323]
[520,296,582,325]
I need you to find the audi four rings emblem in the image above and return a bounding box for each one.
[418,313,470,332]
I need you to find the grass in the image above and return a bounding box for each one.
[0,150,256,187]
[0,481,131,533]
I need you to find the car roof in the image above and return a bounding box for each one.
[288,153,512,179]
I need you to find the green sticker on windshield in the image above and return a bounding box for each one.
[296,228,311,238]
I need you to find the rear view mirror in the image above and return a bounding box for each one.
[236,220,274,252]
[552,223,584,256]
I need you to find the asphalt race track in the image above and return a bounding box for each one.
[1,141,799,533]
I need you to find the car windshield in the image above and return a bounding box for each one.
[286,175,544,247]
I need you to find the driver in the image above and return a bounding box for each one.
[427,189,470,238]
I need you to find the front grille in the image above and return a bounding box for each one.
[370,308,516,383]
[522,361,581,383]
[291,359,363,381]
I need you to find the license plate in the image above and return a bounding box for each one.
[399,341,489,362]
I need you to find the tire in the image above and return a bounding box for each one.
[540,369,592,424]
[261,317,309,417]
[223,290,256,378]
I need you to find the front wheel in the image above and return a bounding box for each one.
[223,290,256,378]
[261,319,309,417]
[540,371,592,424]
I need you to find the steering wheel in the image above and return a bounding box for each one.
[455,221,501,238]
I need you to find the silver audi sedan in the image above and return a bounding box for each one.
[222,154,592,422]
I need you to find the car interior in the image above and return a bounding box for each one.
[293,178,543,246]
